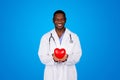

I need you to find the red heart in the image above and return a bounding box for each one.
[54,48,66,59]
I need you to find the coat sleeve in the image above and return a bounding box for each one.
[65,35,82,65]
[38,35,55,66]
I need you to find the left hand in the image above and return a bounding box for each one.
[59,54,68,62]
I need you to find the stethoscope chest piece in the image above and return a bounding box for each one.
[70,39,73,43]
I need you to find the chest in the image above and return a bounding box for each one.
[49,36,74,54]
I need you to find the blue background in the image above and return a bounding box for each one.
[0,0,120,80]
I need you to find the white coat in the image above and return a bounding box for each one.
[38,28,82,80]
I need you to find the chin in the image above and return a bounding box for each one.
[57,26,64,30]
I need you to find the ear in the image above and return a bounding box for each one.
[64,17,66,22]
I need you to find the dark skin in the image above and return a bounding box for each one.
[52,13,68,62]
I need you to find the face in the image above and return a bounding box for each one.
[53,13,66,30]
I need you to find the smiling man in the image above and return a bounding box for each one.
[38,10,82,80]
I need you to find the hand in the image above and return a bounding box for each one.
[52,54,60,62]
[59,54,68,62]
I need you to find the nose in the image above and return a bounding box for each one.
[57,19,63,23]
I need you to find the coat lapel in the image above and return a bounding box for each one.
[52,29,61,47]
[61,29,69,47]
[51,28,70,49]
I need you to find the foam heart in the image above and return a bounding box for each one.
[54,48,66,59]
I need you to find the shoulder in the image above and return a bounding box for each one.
[41,29,54,39]
[66,28,81,44]
[66,28,78,38]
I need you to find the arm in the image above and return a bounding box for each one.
[38,35,55,66]
[65,35,82,65]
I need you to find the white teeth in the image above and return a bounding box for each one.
[58,24,62,26]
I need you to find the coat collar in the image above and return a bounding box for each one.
[50,28,70,48]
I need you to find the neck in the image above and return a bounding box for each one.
[55,27,66,38]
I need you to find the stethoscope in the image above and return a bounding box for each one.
[49,33,73,47]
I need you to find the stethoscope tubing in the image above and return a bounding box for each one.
[49,33,73,46]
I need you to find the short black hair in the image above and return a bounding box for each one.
[53,10,66,20]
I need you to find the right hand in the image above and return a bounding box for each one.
[52,54,59,62]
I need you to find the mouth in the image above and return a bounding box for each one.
[57,23,63,27]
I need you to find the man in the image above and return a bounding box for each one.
[38,10,82,80]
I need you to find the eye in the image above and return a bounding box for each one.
[54,18,59,21]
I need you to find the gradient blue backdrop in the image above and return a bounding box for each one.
[0,0,120,80]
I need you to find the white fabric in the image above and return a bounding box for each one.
[38,28,82,80]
